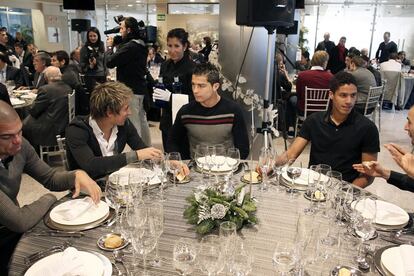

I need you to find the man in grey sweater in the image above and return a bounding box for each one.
[0,100,101,275]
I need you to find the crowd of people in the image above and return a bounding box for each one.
[1,18,414,275]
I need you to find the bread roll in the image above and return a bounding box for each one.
[104,234,123,249]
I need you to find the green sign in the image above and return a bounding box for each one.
[157,14,166,21]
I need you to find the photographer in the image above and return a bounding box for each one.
[105,17,151,146]
[80,27,107,91]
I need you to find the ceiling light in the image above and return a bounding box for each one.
[128,4,133,7]
[136,0,141,2]
[395,5,401,7]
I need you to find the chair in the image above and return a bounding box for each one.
[363,85,385,132]
[294,87,330,136]
[56,135,69,170]
[380,71,401,111]
[40,91,75,163]
[68,89,76,122]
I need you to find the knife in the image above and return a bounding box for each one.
[380,234,414,245]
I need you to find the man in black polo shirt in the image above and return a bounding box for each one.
[282,72,380,187]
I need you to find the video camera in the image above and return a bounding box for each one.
[103,15,157,44]
[87,46,99,60]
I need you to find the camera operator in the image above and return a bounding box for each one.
[80,27,107,92]
[105,17,151,146]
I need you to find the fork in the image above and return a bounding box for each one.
[25,241,72,266]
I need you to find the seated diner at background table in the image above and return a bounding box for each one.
[0,82,11,105]
[353,105,414,192]
[65,81,168,180]
[276,72,380,187]
[167,62,249,160]
[0,100,101,275]
[16,51,51,92]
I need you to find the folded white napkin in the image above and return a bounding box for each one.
[55,197,94,221]
[400,244,414,276]
[39,247,85,276]
[172,94,189,123]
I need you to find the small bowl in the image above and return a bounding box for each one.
[304,190,327,202]
[168,173,191,184]
[97,233,129,251]
[331,265,363,276]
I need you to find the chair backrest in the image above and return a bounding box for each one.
[380,71,401,102]
[56,135,69,170]
[68,90,76,122]
[364,85,384,115]
[304,87,331,118]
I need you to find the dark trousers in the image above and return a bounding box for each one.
[0,228,22,276]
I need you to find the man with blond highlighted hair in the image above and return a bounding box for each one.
[65,81,162,180]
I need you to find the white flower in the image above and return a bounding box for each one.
[237,75,247,84]
[210,204,228,220]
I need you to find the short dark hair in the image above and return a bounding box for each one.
[389,52,398,60]
[351,56,365,68]
[193,62,220,85]
[52,50,69,65]
[330,71,357,93]
[167,28,190,51]
[0,51,10,64]
[14,42,23,49]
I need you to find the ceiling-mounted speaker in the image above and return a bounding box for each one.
[236,0,296,27]
[71,19,91,33]
[63,0,95,11]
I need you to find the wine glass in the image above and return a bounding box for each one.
[272,241,298,275]
[141,159,156,198]
[195,145,208,181]
[153,154,167,201]
[166,152,182,189]
[198,235,225,276]
[258,148,274,192]
[273,152,288,193]
[148,202,164,267]
[131,222,157,276]
[128,171,144,204]
[228,238,253,276]
[205,145,216,178]
[303,165,320,215]
[226,147,240,175]
[213,144,226,172]
[219,221,237,267]
[105,175,122,228]
[286,160,302,197]
[173,238,197,275]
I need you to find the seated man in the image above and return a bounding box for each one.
[65,81,162,180]
[0,100,101,275]
[23,66,72,150]
[0,51,22,87]
[353,105,414,192]
[168,63,249,159]
[51,50,81,91]
[17,52,51,91]
[280,72,380,187]
[348,55,377,114]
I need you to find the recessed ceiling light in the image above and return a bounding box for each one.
[395,5,401,8]
[128,4,133,7]
[136,0,141,2]
[190,0,195,2]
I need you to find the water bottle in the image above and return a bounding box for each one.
[154,77,169,108]
[172,76,182,94]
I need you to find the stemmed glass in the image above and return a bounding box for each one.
[126,203,148,271]
[173,238,197,275]
[198,235,225,276]
[303,165,320,215]
[166,152,182,189]
[131,222,157,276]
[219,221,237,272]
[141,159,156,198]
[228,238,253,276]
[295,213,318,275]
[148,202,164,267]
[272,241,298,276]
[286,160,302,197]
[353,194,377,264]
[226,147,240,176]
[128,171,144,204]
[205,145,216,178]
[214,144,226,172]
[105,175,122,229]
[273,152,288,192]
[195,145,208,181]
[153,154,167,201]
[258,148,274,192]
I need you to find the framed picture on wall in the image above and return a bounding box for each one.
[47,27,61,43]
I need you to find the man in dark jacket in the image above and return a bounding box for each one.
[353,105,414,192]
[105,17,151,146]
[22,66,72,150]
[375,32,398,64]
[0,51,22,87]
[327,36,348,74]
[65,81,162,180]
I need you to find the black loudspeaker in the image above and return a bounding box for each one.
[236,0,295,27]
[71,19,91,33]
[278,20,299,35]
[64,0,95,10]
[146,26,157,44]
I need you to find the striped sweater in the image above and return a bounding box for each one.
[167,97,249,159]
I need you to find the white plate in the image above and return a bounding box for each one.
[50,200,109,226]
[281,168,329,186]
[20,93,37,99]
[196,156,236,172]
[381,245,414,276]
[25,250,105,276]
[109,167,161,185]
[13,89,32,93]
[10,98,26,105]
[352,199,409,226]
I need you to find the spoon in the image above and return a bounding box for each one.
[114,250,130,276]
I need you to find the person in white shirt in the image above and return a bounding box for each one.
[380,52,402,72]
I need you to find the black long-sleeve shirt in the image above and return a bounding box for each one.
[388,171,414,193]
[168,97,249,160]
[375,41,398,63]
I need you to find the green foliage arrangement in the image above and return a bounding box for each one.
[183,184,258,235]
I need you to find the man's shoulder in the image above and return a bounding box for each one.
[353,111,378,129]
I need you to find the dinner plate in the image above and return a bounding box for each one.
[10,98,26,105]
[24,249,105,276]
[14,89,32,93]
[281,168,329,186]
[109,167,161,185]
[50,200,109,226]
[352,199,409,227]
[20,93,37,99]
[381,245,414,276]
[196,156,237,172]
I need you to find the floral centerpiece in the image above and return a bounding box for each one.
[183,184,258,235]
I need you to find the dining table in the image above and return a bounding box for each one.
[399,73,414,109]
[8,164,413,276]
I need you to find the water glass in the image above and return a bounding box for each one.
[273,153,288,192]
[173,238,197,275]
[198,235,225,276]
[286,160,302,198]
[105,176,122,228]
[213,144,226,171]
[258,148,274,192]
[272,241,298,275]
[166,152,182,188]
[226,147,240,173]
[303,165,320,215]
[153,154,167,201]
[228,238,253,276]
[148,202,164,267]
[131,223,157,276]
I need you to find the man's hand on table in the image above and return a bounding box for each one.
[73,170,102,203]
[137,147,163,161]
